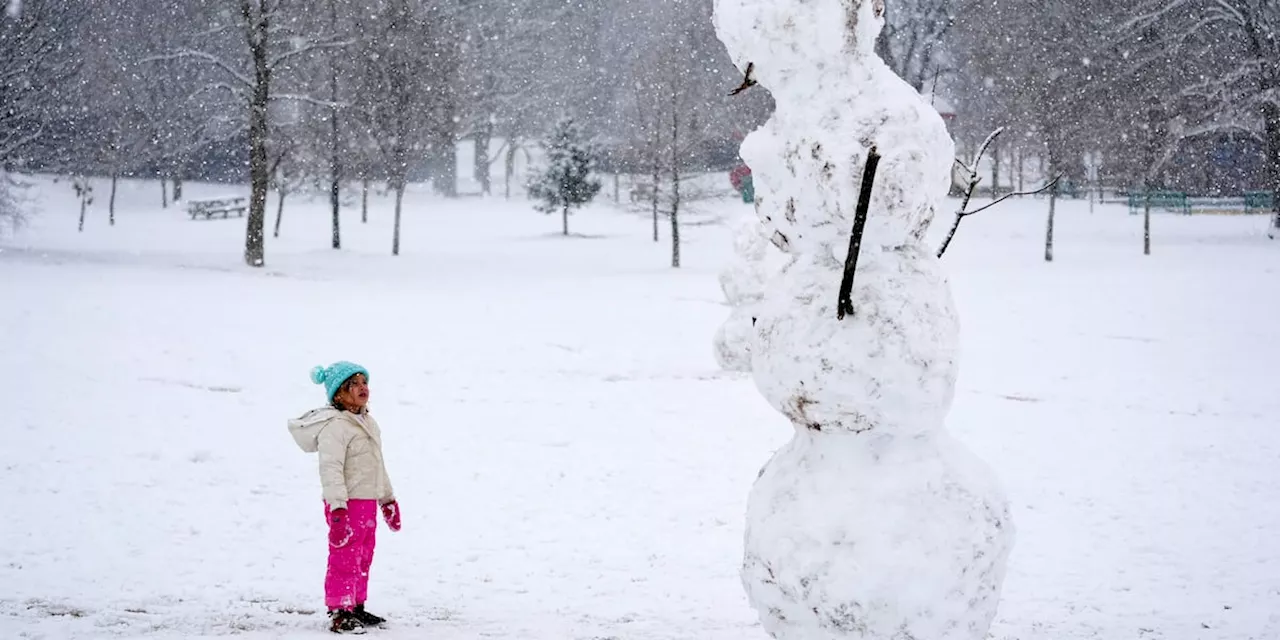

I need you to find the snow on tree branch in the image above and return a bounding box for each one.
[143,49,255,90]
[0,125,44,160]
[267,36,353,69]
[272,93,349,109]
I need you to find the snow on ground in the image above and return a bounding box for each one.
[1,176,1278,639]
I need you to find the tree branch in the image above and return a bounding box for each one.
[272,93,349,109]
[970,126,1004,170]
[963,175,1062,217]
[142,49,254,89]
[0,124,44,159]
[936,174,1062,258]
[837,147,881,321]
[189,82,248,104]
[268,37,354,70]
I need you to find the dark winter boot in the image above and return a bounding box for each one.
[328,609,366,635]
[353,604,386,627]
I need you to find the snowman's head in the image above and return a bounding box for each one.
[713,0,886,85]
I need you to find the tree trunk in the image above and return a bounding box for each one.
[392,182,404,256]
[990,138,1000,198]
[1045,184,1057,262]
[670,182,680,267]
[562,202,570,236]
[172,176,183,202]
[362,178,369,223]
[1016,147,1024,193]
[474,121,492,195]
[505,142,517,199]
[1143,197,1151,255]
[78,196,87,232]
[1263,100,1280,236]
[329,114,341,249]
[670,91,680,266]
[273,187,287,238]
[330,159,341,248]
[328,5,342,250]
[435,133,458,198]
[651,159,661,243]
[109,173,118,226]
[161,178,168,209]
[613,173,620,204]
[670,102,681,268]
[244,13,271,268]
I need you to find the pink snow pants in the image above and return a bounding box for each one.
[324,499,378,610]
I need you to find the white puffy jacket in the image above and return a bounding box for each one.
[288,407,396,510]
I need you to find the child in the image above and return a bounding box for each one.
[288,361,402,634]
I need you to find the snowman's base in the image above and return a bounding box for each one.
[742,430,1014,640]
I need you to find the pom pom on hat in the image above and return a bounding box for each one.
[310,361,370,403]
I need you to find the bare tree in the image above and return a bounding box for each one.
[1124,0,1280,233]
[0,0,79,164]
[237,0,278,266]
[350,0,458,256]
[136,4,226,210]
[954,0,1121,262]
[627,11,724,268]
[875,0,960,91]
[457,0,571,200]
[266,120,311,238]
[456,0,505,196]
[148,0,345,266]
[81,0,158,225]
[73,176,93,232]
[0,0,79,230]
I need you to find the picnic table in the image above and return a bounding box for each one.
[187,196,248,220]
[629,183,655,203]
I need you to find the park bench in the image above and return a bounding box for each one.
[1127,190,1190,215]
[1244,191,1274,214]
[187,196,248,220]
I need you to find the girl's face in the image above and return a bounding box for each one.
[335,373,370,412]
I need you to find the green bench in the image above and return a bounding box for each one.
[1128,190,1190,215]
[1245,191,1274,214]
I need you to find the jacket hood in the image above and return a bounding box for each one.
[288,407,343,453]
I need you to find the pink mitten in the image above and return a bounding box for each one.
[328,508,354,547]
[381,501,401,532]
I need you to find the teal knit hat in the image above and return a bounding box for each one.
[310,361,370,404]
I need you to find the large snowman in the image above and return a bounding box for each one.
[711,1,1016,639]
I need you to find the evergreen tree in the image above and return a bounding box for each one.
[528,117,601,236]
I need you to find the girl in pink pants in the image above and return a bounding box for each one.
[289,361,402,634]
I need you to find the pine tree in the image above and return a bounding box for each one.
[528,117,601,236]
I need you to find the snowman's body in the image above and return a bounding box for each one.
[711,1,1015,639]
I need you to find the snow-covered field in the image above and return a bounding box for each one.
[2,176,1278,639]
